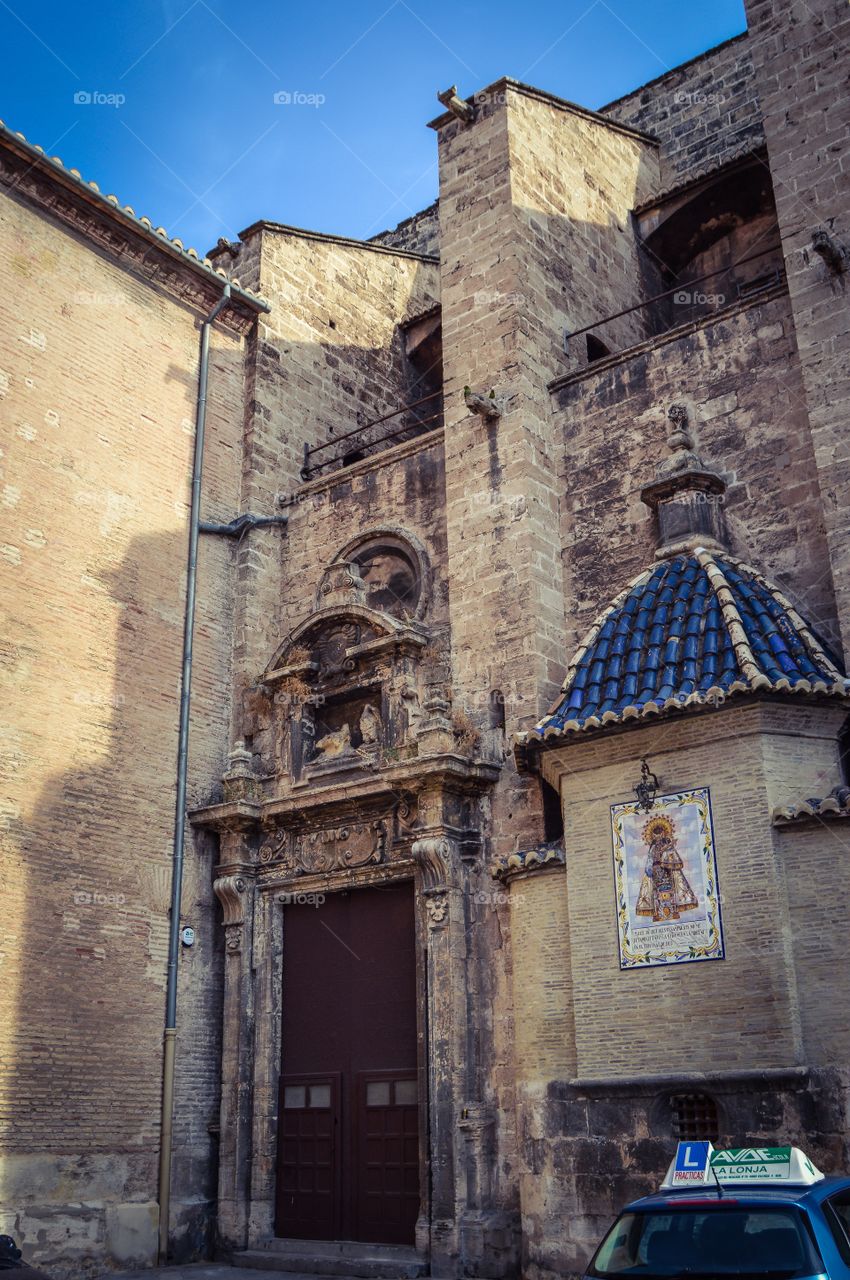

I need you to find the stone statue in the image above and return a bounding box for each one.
[359,704,382,746]
[313,721,352,758]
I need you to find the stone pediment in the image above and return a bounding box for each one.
[263,604,427,687]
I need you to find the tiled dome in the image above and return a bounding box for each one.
[519,547,849,745]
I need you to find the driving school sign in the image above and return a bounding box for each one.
[712,1148,793,1181]
[662,1143,824,1189]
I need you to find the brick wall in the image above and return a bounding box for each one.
[512,703,850,1276]
[509,868,574,1081]
[0,180,247,1275]
[601,33,764,190]
[546,708,806,1079]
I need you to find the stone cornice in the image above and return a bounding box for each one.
[427,77,658,143]
[0,121,268,327]
[190,753,501,832]
[233,219,439,264]
[548,286,787,395]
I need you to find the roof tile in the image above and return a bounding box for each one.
[517,548,850,747]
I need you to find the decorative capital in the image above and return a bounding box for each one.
[412,835,452,891]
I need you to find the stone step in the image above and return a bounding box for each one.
[233,1241,426,1278]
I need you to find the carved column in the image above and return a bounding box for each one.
[412,833,469,1277]
[213,839,256,1250]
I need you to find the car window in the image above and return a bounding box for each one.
[825,1190,850,1265]
[588,1206,825,1278]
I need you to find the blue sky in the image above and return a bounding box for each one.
[1,0,746,254]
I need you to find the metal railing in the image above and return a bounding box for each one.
[301,389,443,480]
[564,244,787,356]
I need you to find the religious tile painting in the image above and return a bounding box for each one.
[611,787,724,969]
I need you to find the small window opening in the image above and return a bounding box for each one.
[839,716,850,786]
[342,449,366,467]
[488,689,506,731]
[670,1092,719,1141]
[586,333,611,362]
[542,778,563,843]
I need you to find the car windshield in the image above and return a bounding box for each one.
[588,1206,825,1280]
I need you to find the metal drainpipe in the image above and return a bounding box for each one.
[157,282,232,1261]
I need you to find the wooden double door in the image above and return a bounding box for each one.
[275,881,420,1245]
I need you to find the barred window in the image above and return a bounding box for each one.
[670,1092,719,1141]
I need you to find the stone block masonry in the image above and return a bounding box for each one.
[602,33,764,191]
[743,0,850,654]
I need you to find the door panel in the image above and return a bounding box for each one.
[276,1073,340,1240]
[356,1071,420,1244]
[276,882,419,1244]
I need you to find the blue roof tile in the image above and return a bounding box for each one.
[524,549,849,743]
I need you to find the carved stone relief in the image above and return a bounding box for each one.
[259,820,388,876]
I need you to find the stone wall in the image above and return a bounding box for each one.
[435,83,659,857]
[551,290,840,661]
[371,201,441,257]
[601,33,764,191]
[217,225,439,708]
[0,174,251,1272]
[743,0,850,661]
[242,433,450,765]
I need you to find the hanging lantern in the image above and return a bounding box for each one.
[634,758,659,812]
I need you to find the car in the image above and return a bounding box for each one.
[0,1235,55,1277]
[585,1146,850,1280]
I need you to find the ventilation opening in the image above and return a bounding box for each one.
[586,333,611,362]
[670,1092,719,1141]
[342,449,366,467]
[542,778,563,843]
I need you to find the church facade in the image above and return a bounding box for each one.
[2,1,850,1277]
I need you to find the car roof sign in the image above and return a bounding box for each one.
[663,1142,715,1187]
[661,1144,824,1190]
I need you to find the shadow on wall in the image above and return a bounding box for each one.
[1,527,227,1277]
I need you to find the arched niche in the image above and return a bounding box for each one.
[263,604,427,782]
[332,528,432,622]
